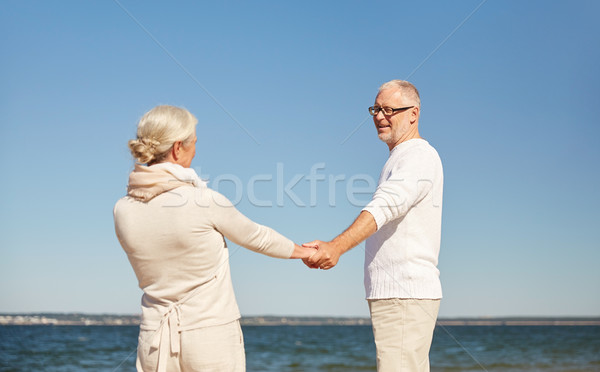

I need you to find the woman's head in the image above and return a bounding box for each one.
[128,105,198,166]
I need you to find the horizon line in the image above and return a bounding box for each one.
[1,312,599,320]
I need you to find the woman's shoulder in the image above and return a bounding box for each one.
[172,185,234,208]
[113,195,138,213]
[113,186,236,213]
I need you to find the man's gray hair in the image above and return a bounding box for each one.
[379,80,421,107]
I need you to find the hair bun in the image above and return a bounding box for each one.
[140,137,160,151]
[128,137,161,164]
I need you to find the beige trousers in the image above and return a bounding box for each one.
[368,299,440,372]
[136,320,246,372]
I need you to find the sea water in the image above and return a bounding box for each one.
[1,325,599,371]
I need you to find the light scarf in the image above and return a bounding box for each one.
[127,162,207,202]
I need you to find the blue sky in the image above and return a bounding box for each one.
[1,0,599,318]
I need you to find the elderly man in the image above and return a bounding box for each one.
[305,80,443,371]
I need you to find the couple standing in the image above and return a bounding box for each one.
[114,80,443,372]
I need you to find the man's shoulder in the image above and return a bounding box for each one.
[386,140,442,175]
[391,139,438,159]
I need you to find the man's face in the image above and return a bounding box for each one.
[372,88,414,148]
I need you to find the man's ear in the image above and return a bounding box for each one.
[410,106,420,124]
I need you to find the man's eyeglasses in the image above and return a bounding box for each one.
[368,105,414,116]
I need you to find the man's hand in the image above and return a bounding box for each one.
[303,240,342,270]
[302,257,319,269]
[301,211,377,270]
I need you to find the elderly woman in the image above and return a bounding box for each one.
[114,105,315,372]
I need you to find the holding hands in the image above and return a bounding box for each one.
[291,244,318,260]
[297,212,378,270]
[301,240,342,270]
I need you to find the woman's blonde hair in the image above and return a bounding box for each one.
[128,105,198,164]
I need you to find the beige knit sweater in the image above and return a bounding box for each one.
[113,164,294,334]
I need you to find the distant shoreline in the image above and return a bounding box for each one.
[1,313,599,326]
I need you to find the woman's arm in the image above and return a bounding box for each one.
[207,190,303,259]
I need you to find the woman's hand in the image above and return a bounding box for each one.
[290,243,318,260]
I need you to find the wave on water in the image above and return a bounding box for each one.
[0,324,599,371]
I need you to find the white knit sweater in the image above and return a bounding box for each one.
[362,139,443,300]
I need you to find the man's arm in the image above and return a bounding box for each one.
[303,210,377,270]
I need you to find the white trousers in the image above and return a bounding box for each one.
[136,320,246,372]
[368,299,440,372]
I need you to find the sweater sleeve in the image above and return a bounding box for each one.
[206,190,294,258]
[362,151,433,230]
